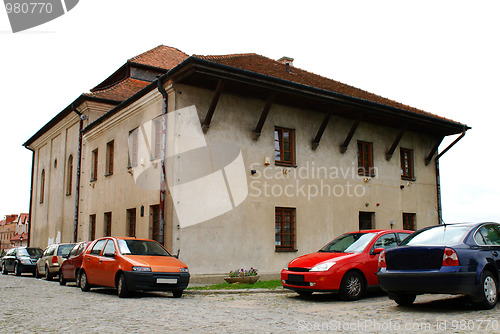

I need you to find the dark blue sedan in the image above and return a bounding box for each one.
[377,222,500,309]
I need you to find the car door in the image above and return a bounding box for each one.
[5,249,16,271]
[367,233,398,285]
[62,244,79,279]
[84,239,107,285]
[97,239,119,288]
[477,224,500,275]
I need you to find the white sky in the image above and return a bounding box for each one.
[0,0,498,223]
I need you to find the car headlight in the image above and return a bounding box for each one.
[310,262,336,272]
[180,267,189,273]
[20,258,31,265]
[131,266,151,272]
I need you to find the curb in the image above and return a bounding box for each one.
[185,287,292,295]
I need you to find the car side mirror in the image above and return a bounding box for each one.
[371,247,384,255]
[103,252,115,258]
[62,254,69,259]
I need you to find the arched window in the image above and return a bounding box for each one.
[66,155,73,195]
[40,169,45,203]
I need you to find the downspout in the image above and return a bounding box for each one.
[156,79,167,247]
[26,147,35,247]
[72,104,87,242]
[435,129,467,224]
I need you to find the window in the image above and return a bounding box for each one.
[127,208,137,237]
[275,207,296,251]
[104,212,112,236]
[373,233,398,250]
[106,140,114,176]
[90,239,106,255]
[150,205,160,242]
[66,155,73,195]
[403,213,416,231]
[89,214,96,240]
[153,117,162,159]
[357,141,374,176]
[39,169,45,203]
[91,149,98,181]
[400,148,414,180]
[274,127,295,166]
[102,239,116,255]
[359,212,374,230]
[475,224,500,246]
[128,128,138,167]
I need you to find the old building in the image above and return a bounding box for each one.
[24,45,468,277]
[0,213,29,250]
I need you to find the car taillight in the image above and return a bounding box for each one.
[378,250,386,268]
[442,247,459,266]
[51,256,58,264]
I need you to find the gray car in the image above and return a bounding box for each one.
[36,243,75,280]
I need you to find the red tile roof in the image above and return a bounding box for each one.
[84,78,150,102]
[193,53,450,121]
[10,232,27,241]
[129,45,189,70]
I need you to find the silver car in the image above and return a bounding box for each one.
[36,243,75,280]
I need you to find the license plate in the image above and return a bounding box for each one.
[287,274,305,282]
[157,278,177,284]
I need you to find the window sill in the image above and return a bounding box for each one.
[401,177,416,182]
[275,248,298,252]
[275,162,297,168]
[105,172,113,177]
[90,178,97,182]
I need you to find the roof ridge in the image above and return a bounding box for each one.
[193,53,259,60]
[130,45,189,63]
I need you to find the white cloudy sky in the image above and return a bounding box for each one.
[0,0,498,223]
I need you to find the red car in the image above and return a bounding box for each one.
[281,229,413,300]
[79,237,190,298]
[59,241,91,286]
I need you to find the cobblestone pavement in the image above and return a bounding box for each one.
[0,273,499,333]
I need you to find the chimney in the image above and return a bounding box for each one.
[278,56,294,72]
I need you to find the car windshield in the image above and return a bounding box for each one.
[19,248,43,257]
[319,233,377,253]
[57,244,75,257]
[401,225,470,246]
[117,239,171,256]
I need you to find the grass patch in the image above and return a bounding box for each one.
[188,279,282,290]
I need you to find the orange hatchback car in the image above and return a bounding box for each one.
[79,237,190,298]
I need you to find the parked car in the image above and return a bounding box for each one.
[59,241,91,286]
[377,222,500,309]
[36,243,76,280]
[281,229,413,300]
[1,247,43,276]
[79,237,190,298]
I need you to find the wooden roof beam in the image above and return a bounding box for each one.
[425,136,444,165]
[201,80,225,133]
[340,118,361,154]
[386,127,406,161]
[253,92,275,140]
[312,111,332,150]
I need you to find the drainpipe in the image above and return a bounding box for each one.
[435,129,467,224]
[156,79,167,246]
[26,147,35,247]
[72,104,87,242]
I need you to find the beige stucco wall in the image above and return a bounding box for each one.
[172,84,439,275]
[78,91,165,244]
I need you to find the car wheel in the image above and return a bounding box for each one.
[339,271,365,301]
[59,271,66,286]
[297,291,313,297]
[392,293,416,306]
[75,270,81,287]
[45,265,53,281]
[35,266,41,278]
[80,271,91,292]
[474,270,498,310]
[14,263,21,276]
[172,289,183,298]
[117,274,129,298]
[1,263,7,275]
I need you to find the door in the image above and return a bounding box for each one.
[84,239,107,285]
[476,224,500,275]
[367,233,398,285]
[96,239,119,287]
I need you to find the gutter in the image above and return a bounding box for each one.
[435,129,468,224]
[26,147,35,247]
[72,104,86,242]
